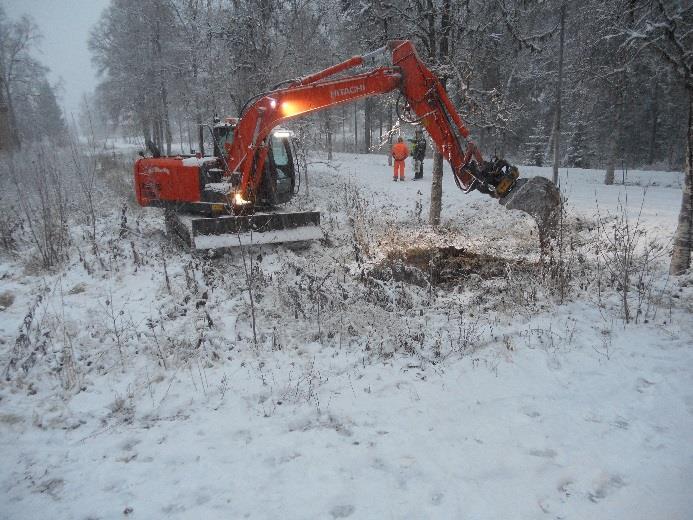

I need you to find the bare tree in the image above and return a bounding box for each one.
[551,2,566,186]
[0,8,41,150]
[424,0,451,226]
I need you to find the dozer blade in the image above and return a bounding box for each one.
[500,176,562,243]
[165,210,321,252]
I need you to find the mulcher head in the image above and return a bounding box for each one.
[166,210,322,253]
[500,176,562,245]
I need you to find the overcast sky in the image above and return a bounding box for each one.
[4,0,110,119]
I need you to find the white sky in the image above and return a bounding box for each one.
[4,0,110,119]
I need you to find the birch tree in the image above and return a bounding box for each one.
[622,0,692,274]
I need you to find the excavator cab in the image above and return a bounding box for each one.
[200,122,298,207]
[212,121,234,158]
[259,131,296,206]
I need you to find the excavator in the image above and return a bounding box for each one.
[134,40,560,252]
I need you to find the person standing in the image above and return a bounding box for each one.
[391,136,409,181]
[410,128,427,180]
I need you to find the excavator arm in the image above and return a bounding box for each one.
[226,40,518,209]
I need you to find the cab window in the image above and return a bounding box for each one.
[271,137,290,168]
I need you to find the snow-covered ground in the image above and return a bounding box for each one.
[1,152,691,519]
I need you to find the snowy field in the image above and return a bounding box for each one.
[1,152,692,519]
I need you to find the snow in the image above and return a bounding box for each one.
[194,225,323,249]
[181,156,219,167]
[204,181,234,194]
[1,152,691,519]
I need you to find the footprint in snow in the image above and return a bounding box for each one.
[584,413,603,424]
[116,452,138,463]
[330,504,355,518]
[588,473,626,503]
[195,493,211,505]
[537,496,555,514]
[636,377,655,393]
[611,417,630,430]
[371,457,387,471]
[528,448,557,459]
[233,429,253,445]
[430,492,444,506]
[34,478,64,499]
[119,437,140,451]
[520,407,542,420]
[557,477,574,500]
[264,452,301,467]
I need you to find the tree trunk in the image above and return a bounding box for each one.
[429,151,444,225]
[0,83,14,151]
[648,81,659,166]
[551,2,566,186]
[2,83,21,150]
[141,113,152,146]
[387,102,393,166]
[190,48,204,155]
[670,88,693,275]
[161,86,172,156]
[326,113,333,160]
[342,105,346,152]
[604,86,622,185]
[0,102,9,151]
[177,117,184,154]
[353,104,358,152]
[429,0,450,225]
[153,18,171,156]
[364,99,372,153]
[157,118,164,151]
[152,119,158,150]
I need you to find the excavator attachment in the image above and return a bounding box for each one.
[166,210,322,253]
[501,176,562,245]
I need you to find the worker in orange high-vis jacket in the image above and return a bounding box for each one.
[391,137,409,181]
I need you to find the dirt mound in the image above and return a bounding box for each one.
[369,246,537,286]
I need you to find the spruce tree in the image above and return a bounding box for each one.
[34,79,66,142]
[566,120,591,168]
[523,121,549,167]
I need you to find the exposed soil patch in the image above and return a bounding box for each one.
[0,290,14,310]
[369,246,538,287]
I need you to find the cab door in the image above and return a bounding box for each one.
[259,135,296,206]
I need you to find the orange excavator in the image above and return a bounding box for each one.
[135,40,559,251]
